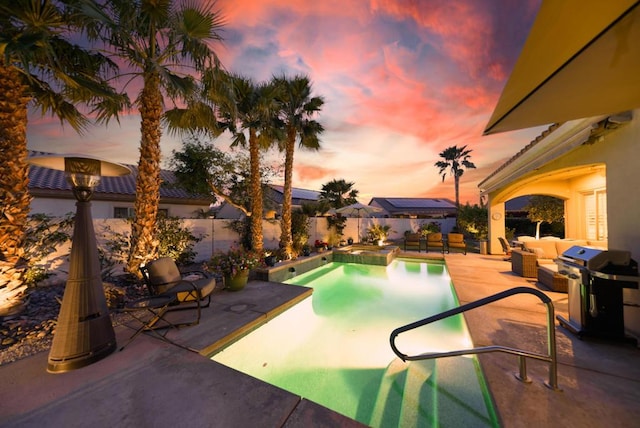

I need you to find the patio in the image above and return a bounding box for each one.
[1,253,639,427]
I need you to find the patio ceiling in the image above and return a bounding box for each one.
[484,0,640,135]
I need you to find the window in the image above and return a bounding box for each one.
[114,207,134,218]
[584,189,607,240]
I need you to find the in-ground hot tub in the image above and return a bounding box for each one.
[255,245,401,283]
[333,244,400,266]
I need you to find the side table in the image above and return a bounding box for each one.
[119,295,194,352]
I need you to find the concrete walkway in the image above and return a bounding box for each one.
[1,253,639,427]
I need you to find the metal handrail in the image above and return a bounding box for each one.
[389,286,560,390]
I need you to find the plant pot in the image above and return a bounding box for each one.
[265,255,277,267]
[225,269,250,291]
[302,248,311,256]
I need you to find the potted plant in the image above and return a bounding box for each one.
[366,224,393,246]
[207,246,261,291]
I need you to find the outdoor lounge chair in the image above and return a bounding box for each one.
[403,233,422,252]
[139,257,217,327]
[498,237,512,261]
[446,233,467,255]
[426,233,445,253]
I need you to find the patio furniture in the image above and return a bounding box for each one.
[537,265,568,293]
[403,233,422,252]
[426,233,445,253]
[511,249,540,278]
[140,257,218,327]
[118,294,195,351]
[498,237,512,261]
[446,233,467,255]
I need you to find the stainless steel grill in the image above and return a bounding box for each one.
[556,246,639,341]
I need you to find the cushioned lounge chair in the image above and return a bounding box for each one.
[403,233,422,252]
[140,257,217,327]
[498,237,512,261]
[446,233,467,255]
[426,233,445,253]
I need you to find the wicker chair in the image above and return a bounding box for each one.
[511,249,539,278]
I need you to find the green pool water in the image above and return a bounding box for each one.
[211,259,499,427]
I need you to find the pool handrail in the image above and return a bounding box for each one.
[389,286,560,391]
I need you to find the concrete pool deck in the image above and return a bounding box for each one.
[1,253,639,427]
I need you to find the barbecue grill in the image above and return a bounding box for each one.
[556,246,639,341]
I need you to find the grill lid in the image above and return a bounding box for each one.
[560,246,631,271]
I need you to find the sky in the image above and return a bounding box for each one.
[26,0,547,205]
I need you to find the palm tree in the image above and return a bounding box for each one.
[225,75,281,254]
[435,145,476,211]
[166,70,281,253]
[0,0,126,311]
[81,0,225,276]
[272,74,324,258]
[319,179,359,209]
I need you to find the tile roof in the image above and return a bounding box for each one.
[27,151,209,202]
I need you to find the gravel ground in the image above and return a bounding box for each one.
[0,275,146,366]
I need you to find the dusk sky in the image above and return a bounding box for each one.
[26,0,546,205]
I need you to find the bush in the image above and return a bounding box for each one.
[23,213,74,285]
[98,216,205,279]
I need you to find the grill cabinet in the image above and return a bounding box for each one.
[556,246,639,341]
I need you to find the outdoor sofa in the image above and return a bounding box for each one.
[511,238,608,292]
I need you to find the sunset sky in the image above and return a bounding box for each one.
[26,0,546,205]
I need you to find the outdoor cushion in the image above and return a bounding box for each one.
[523,240,559,259]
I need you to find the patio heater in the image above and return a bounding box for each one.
[28,154,130,373]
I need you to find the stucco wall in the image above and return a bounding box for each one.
[35,216,455,284]
[485,109,640,340]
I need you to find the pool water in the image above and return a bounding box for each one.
[211,259,499,427]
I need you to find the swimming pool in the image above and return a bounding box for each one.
[211,259,499,427]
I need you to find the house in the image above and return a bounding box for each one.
[479,1,640,337]
[368,197,457,218]
[215,184,321,219]
[28,151,211,218]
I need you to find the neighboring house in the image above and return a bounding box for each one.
[479,2,639,338]
[28,151,211,218]
[215,184,321,219]
[368,197,457,218]
[265,185,322,215]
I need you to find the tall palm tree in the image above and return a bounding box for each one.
[435,145,476,211]
[166,69,280,253]
[225,75,281,254]
[272,74,324,258]
[81,0,224,276]
[0,0,126,311]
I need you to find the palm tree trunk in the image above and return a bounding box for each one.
[454,175,461,228]
[128,74,162,276]
[0,65,32,309]
[279,127,296,258]
[249,129,263,253]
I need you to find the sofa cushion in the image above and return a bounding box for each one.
[555,240,588,255]
[523,240,559,259]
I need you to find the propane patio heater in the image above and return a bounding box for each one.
[28,154,130,373]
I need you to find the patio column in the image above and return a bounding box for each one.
[487,201,506,255]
